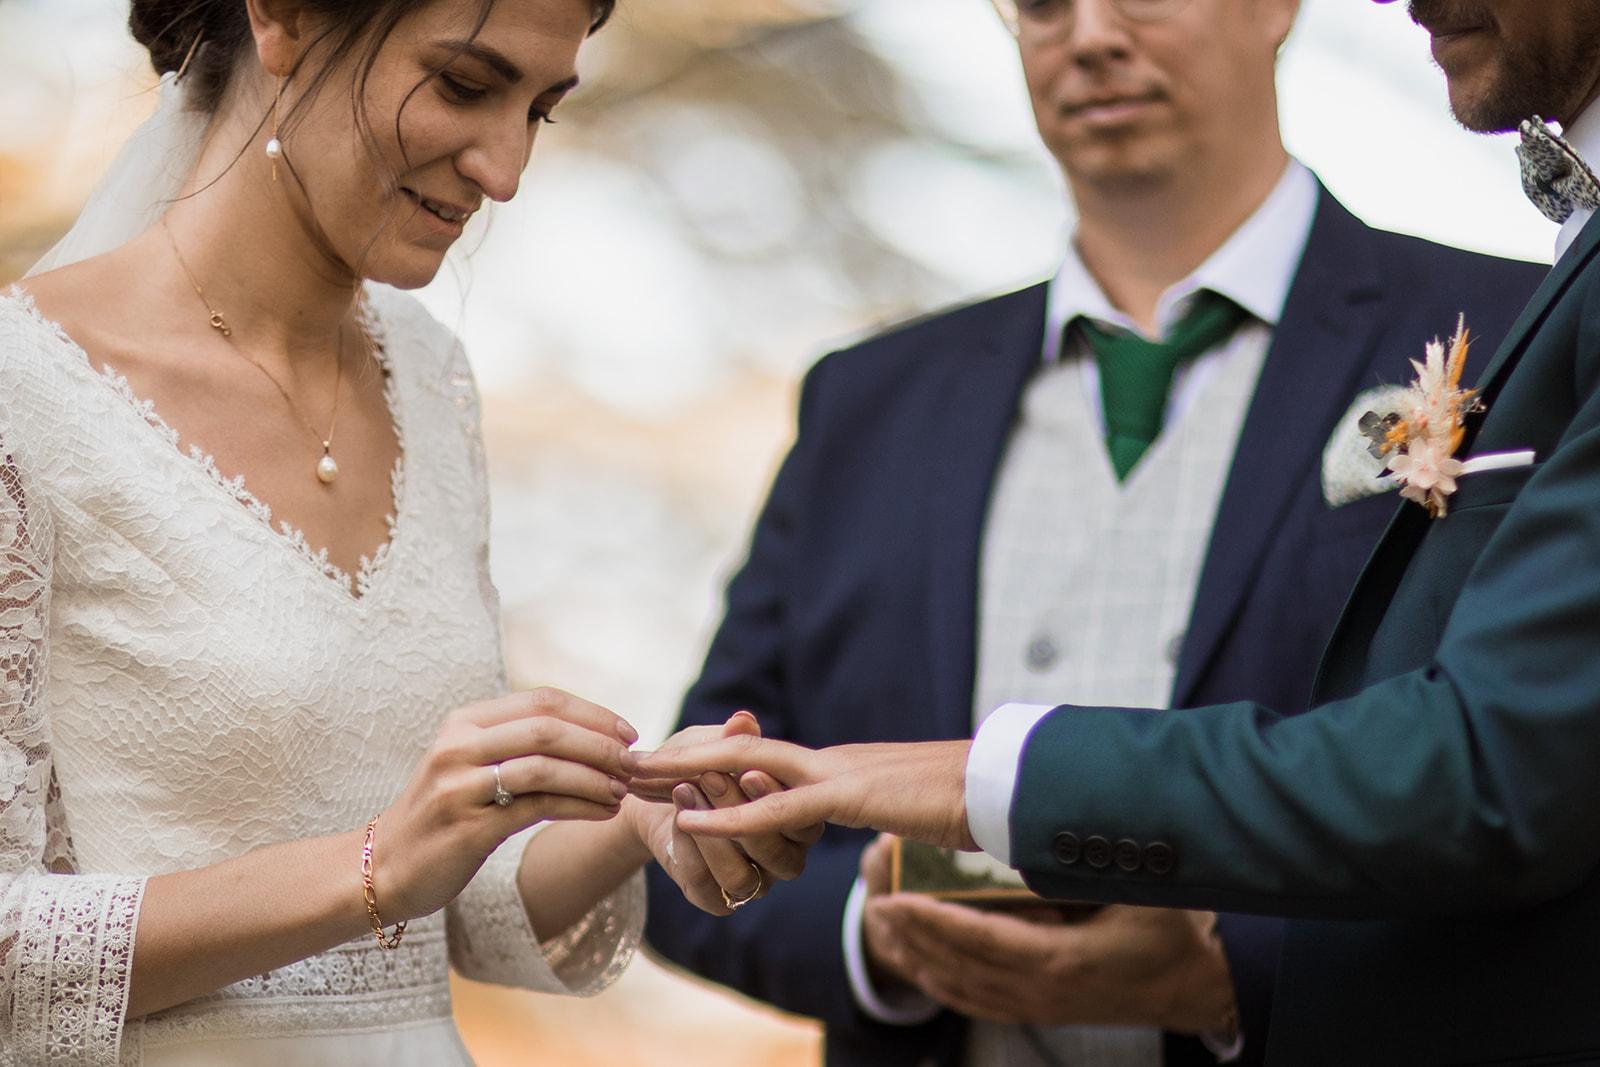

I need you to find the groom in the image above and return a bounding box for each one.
[643,0,1542,1063]
[644,1,1600,1062]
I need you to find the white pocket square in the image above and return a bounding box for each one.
[1458,449,1537,476]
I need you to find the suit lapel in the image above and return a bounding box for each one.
[1172,191,1386,707]
[1467,211,1600,407]
[1313,213,1600,703]
[923,285,1048,739]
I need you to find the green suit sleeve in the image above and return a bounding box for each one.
[1010,370,1600,920]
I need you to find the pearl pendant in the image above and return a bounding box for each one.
[317,453,339,485]
[265,137,283,160]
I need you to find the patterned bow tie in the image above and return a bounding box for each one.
[1517,115,1600,224]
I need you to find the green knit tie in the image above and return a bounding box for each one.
[1077,291,1249,482]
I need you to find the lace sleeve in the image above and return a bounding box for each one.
[445,826,644,996]
[0,439,146,1065]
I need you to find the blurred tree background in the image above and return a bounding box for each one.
[0,0,1552,1062]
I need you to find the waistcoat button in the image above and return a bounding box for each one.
[1026,635,1061,672]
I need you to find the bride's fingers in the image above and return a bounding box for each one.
[474,715,637,780]
[740,771,827,847]
[633,735,820,784]
[676,781,837,840]
[700,771,807,880]
[721,710,761,737]
[490,793,622,834]
[494,754,630,808]
[659,796,736,916]
[675,784,766,902]
[463,688,639,746]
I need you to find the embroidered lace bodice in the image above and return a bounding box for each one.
[0,286,642,1066]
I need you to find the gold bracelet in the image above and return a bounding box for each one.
[361,815,407,951]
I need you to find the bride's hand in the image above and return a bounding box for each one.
[377,687,639,922]
[626,712,823,915]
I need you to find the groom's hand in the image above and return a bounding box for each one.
[632,738,977,850]
[865,886,1237,1034]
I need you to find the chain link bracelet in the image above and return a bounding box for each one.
[362,815,407,951]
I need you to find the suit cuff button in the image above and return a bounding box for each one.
[1084,835,1112,869]
[1051,831,1081,866]
[1114,838,1143,872]
[1144,841,1176,877]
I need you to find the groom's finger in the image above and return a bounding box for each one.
[740,771,826,846]
[675,781,835,839]
[633,736,820,785]
[624,777,681,803]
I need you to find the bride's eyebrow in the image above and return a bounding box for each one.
[431,40,581,95]
[434,40,525,83]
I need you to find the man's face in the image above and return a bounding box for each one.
[1017,0,1297,189]
[1394,0,1600,131]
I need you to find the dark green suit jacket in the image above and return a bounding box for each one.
[1012,214,1600,1065]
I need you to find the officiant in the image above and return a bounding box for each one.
[642,0,1540,1064]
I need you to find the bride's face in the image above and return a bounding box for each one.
[279,0,593,289]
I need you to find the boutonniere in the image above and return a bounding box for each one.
[1359,315,1485,519]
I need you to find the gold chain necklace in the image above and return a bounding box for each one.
[161,217,349,486]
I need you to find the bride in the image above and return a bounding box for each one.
[0,0,811,1063]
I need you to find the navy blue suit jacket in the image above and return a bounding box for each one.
[644,189,1543,1066]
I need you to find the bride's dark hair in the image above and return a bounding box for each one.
[131,1,616,115]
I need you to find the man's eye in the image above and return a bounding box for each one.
[439,73,487,102]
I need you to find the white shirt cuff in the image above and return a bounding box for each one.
[965,703,1057,866]
[841,876,942,1026]
[1203,1028,1245,1062]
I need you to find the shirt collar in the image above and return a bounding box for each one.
[1554,105,1600,264]
[1041,159,1319,363]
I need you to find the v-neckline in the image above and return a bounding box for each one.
[5,285,408,605]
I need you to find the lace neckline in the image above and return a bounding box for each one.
[2,285,409,603]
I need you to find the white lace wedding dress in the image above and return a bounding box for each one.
[0,284,643,1066]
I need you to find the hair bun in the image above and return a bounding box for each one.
[128,0,209,75]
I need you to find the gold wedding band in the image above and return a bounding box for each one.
[492,763,514,807]
[721,862,764,911]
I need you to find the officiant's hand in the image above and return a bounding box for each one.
[377,688,639,923]
[859,834,1236,1033]
[633,737,976,850]
[626,712,822,914]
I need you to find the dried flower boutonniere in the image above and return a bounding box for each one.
[1359,315,1484,518]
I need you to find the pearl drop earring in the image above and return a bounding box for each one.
[265,75,284,181]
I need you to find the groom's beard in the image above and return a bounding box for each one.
[1409,0,1600,132]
